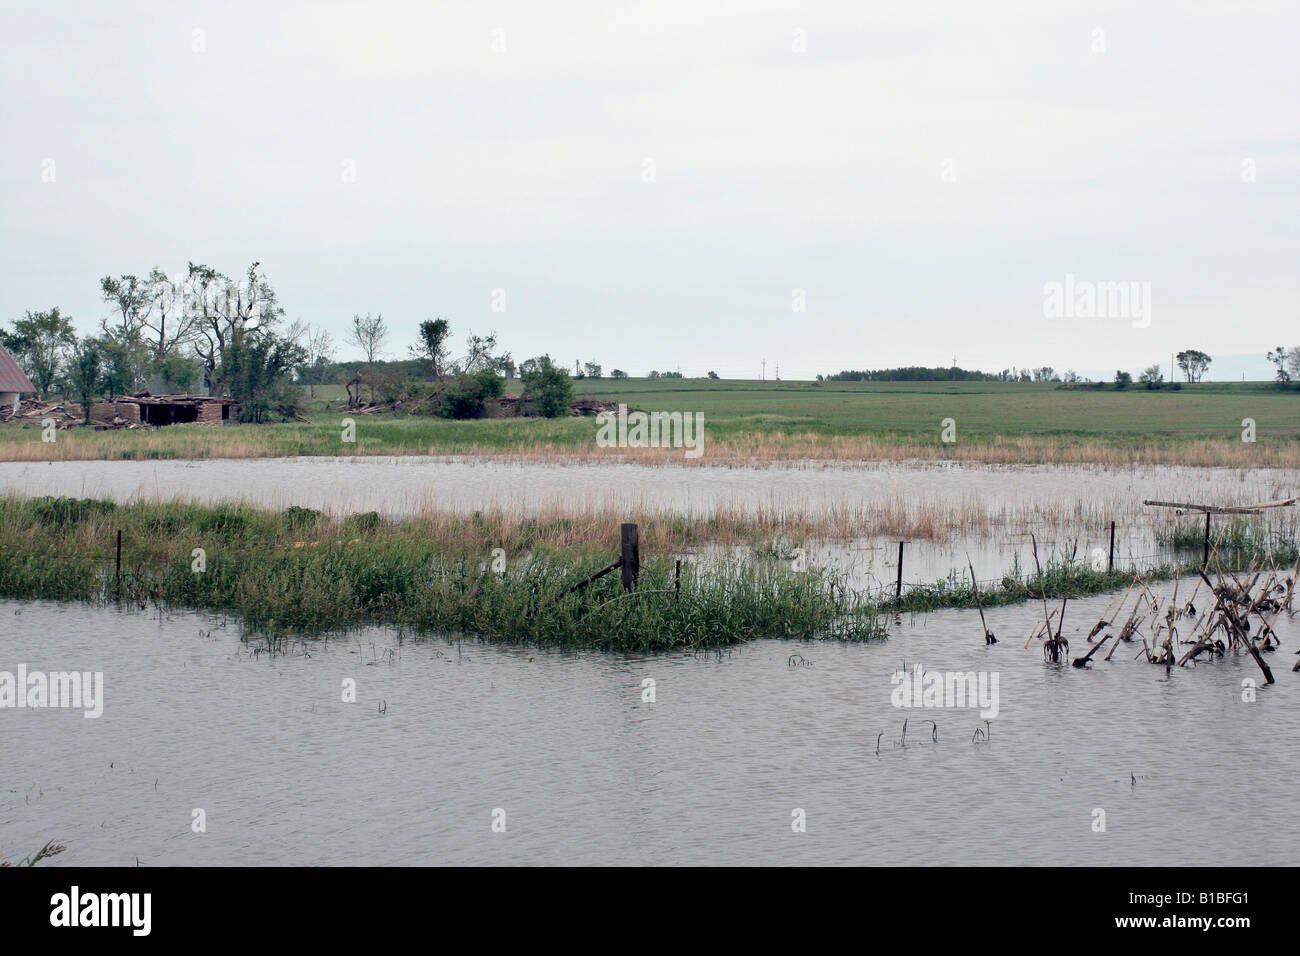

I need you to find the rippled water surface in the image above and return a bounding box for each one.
[4,593,1296,866]
[0,456,1291,518]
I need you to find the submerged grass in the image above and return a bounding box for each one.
[1154,516,1300,568]
[881,562,1179,615]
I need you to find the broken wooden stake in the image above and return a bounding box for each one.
[620,523,640,593]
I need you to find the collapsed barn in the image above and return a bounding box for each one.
[94,394,241,426]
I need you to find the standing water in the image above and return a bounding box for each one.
[3,591,1295,866]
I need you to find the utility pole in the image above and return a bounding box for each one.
[761,359,766,381]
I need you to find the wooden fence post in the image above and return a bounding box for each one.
[115,529,122,598]
[1108,520,1115,573]
[1203,512,1211,570]
[621,523,640,592]
[896,541,904,599]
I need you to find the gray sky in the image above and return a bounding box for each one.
[2,1,1296,379]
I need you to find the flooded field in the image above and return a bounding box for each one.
[3,593,1296,866]
[1,456,1291,523]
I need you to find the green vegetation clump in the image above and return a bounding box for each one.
[0,496,883,650]
[31,496,117,527]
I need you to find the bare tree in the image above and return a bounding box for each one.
[142,268,200,361]
[303,324,337,398]
[346,312,388,401]
[462,331,507,374]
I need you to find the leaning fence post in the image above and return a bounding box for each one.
[896,541,904,599]
[621,523,640,592]
[1203,511,1211,570]
[115,529,122,598]
[1108,520,1115,573]
[674,559,681,600]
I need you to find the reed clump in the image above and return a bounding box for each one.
[1155,517,1299,567]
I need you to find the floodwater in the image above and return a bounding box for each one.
[0,456,1291,521]
[3,591,1296,866]
[782,527,1167,597]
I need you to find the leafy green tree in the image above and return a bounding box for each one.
[439,368,506,419]
[1113,370,1133,389]
[1266,347,1291,386]
[609,369,628,379]
[0,308,76,398]
[1175,349,1211,383]
[1140,364,1164,389]
[221,327,308,422]
[68,338,104,423]
[187,262,286,398]
[157,352,200,392]
[99,274,155,392]
[410,318,451,379]
[521,354,573,418]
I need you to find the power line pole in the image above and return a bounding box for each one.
[761,359,766,381]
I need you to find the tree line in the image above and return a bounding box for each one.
[819,351,1245,388]
[1,263,587,422]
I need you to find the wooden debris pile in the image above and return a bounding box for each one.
[0,398,82,427]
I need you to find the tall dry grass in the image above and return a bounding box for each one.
[3,424,1297,469]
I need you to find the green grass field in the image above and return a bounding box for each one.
[530,378,1300,441]
[5,379,1297,466]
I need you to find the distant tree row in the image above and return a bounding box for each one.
[816,350,1243,389]
[822,366,1049,382]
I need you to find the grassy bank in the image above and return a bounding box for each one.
[5,379,1298,467]
[0,496,883,650]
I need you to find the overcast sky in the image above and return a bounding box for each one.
[2,1,1296,379]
